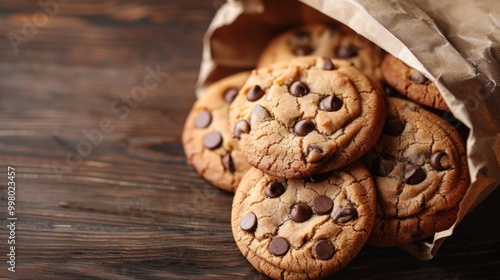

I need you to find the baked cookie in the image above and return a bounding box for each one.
[363,97,469,246]
[381,54,449,111]
[182,72,252,192]
[232,163,376,279]
[257,22,384,89]
[229,56,386,179]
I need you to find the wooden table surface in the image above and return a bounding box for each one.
[0,1,499,279]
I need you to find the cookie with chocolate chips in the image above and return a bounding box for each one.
[231,162,376,279]
[256,22,384,89]
[381,54,449,111]
[363,97,469,246]
[182,72,252,192]
[229,56,386,179]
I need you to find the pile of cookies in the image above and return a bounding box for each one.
[182,22,470,279]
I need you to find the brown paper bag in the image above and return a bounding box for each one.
[197,0,500,260]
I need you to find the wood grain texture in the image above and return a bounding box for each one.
[0,1,499,279]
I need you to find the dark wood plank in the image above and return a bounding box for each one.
[0,1,498,279]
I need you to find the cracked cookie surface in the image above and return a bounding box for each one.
[381,54,449,111]
[257,22,384,89]
[182,72,252,192]
[231,163,376,279]
[364,97,469,246]
[229,56,386,179]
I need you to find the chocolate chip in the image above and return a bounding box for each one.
[308,172,331,183]
[233,120,250,139]
[332,204,358,223]
[306,145,324,163]
[320,95,343,112]
[323,58,335,70]
[289,81,309,97]
[265,181,286,198]
[430,151,450,171]
[250,104,272,128]
[314,239,335,260]
[269,237,289,256]
[383,117,405,136]
[222,152,235,173]
[313,196,333,215]
[336,44,358,58]
[224,88,239,103]
[293,45,314,56]
[246,85,265,101]
[372,157,395,176]
[291,202,312,222]
[410,71,428,84]
[290,31,313,56]
[203,131,222,149]
[404,165,426,185]
[195,110,212,128]
[240,213,257,232]
[294,120,314,136]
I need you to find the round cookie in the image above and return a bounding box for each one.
[229,56,386,179]
[257,22,384,89]
[232,163,376,279]
[381,54,449,111]
[363,97,469,246]
[182,72,252,192]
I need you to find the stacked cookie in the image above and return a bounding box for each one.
[183,23,469,279]
[183,72,252,193]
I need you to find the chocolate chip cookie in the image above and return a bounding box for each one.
[229,56,386,179]
[182,72,252,192]
[232,162,376,279]
[364,97,469,246]
[381,54,449,111]
[257,22,384,89]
